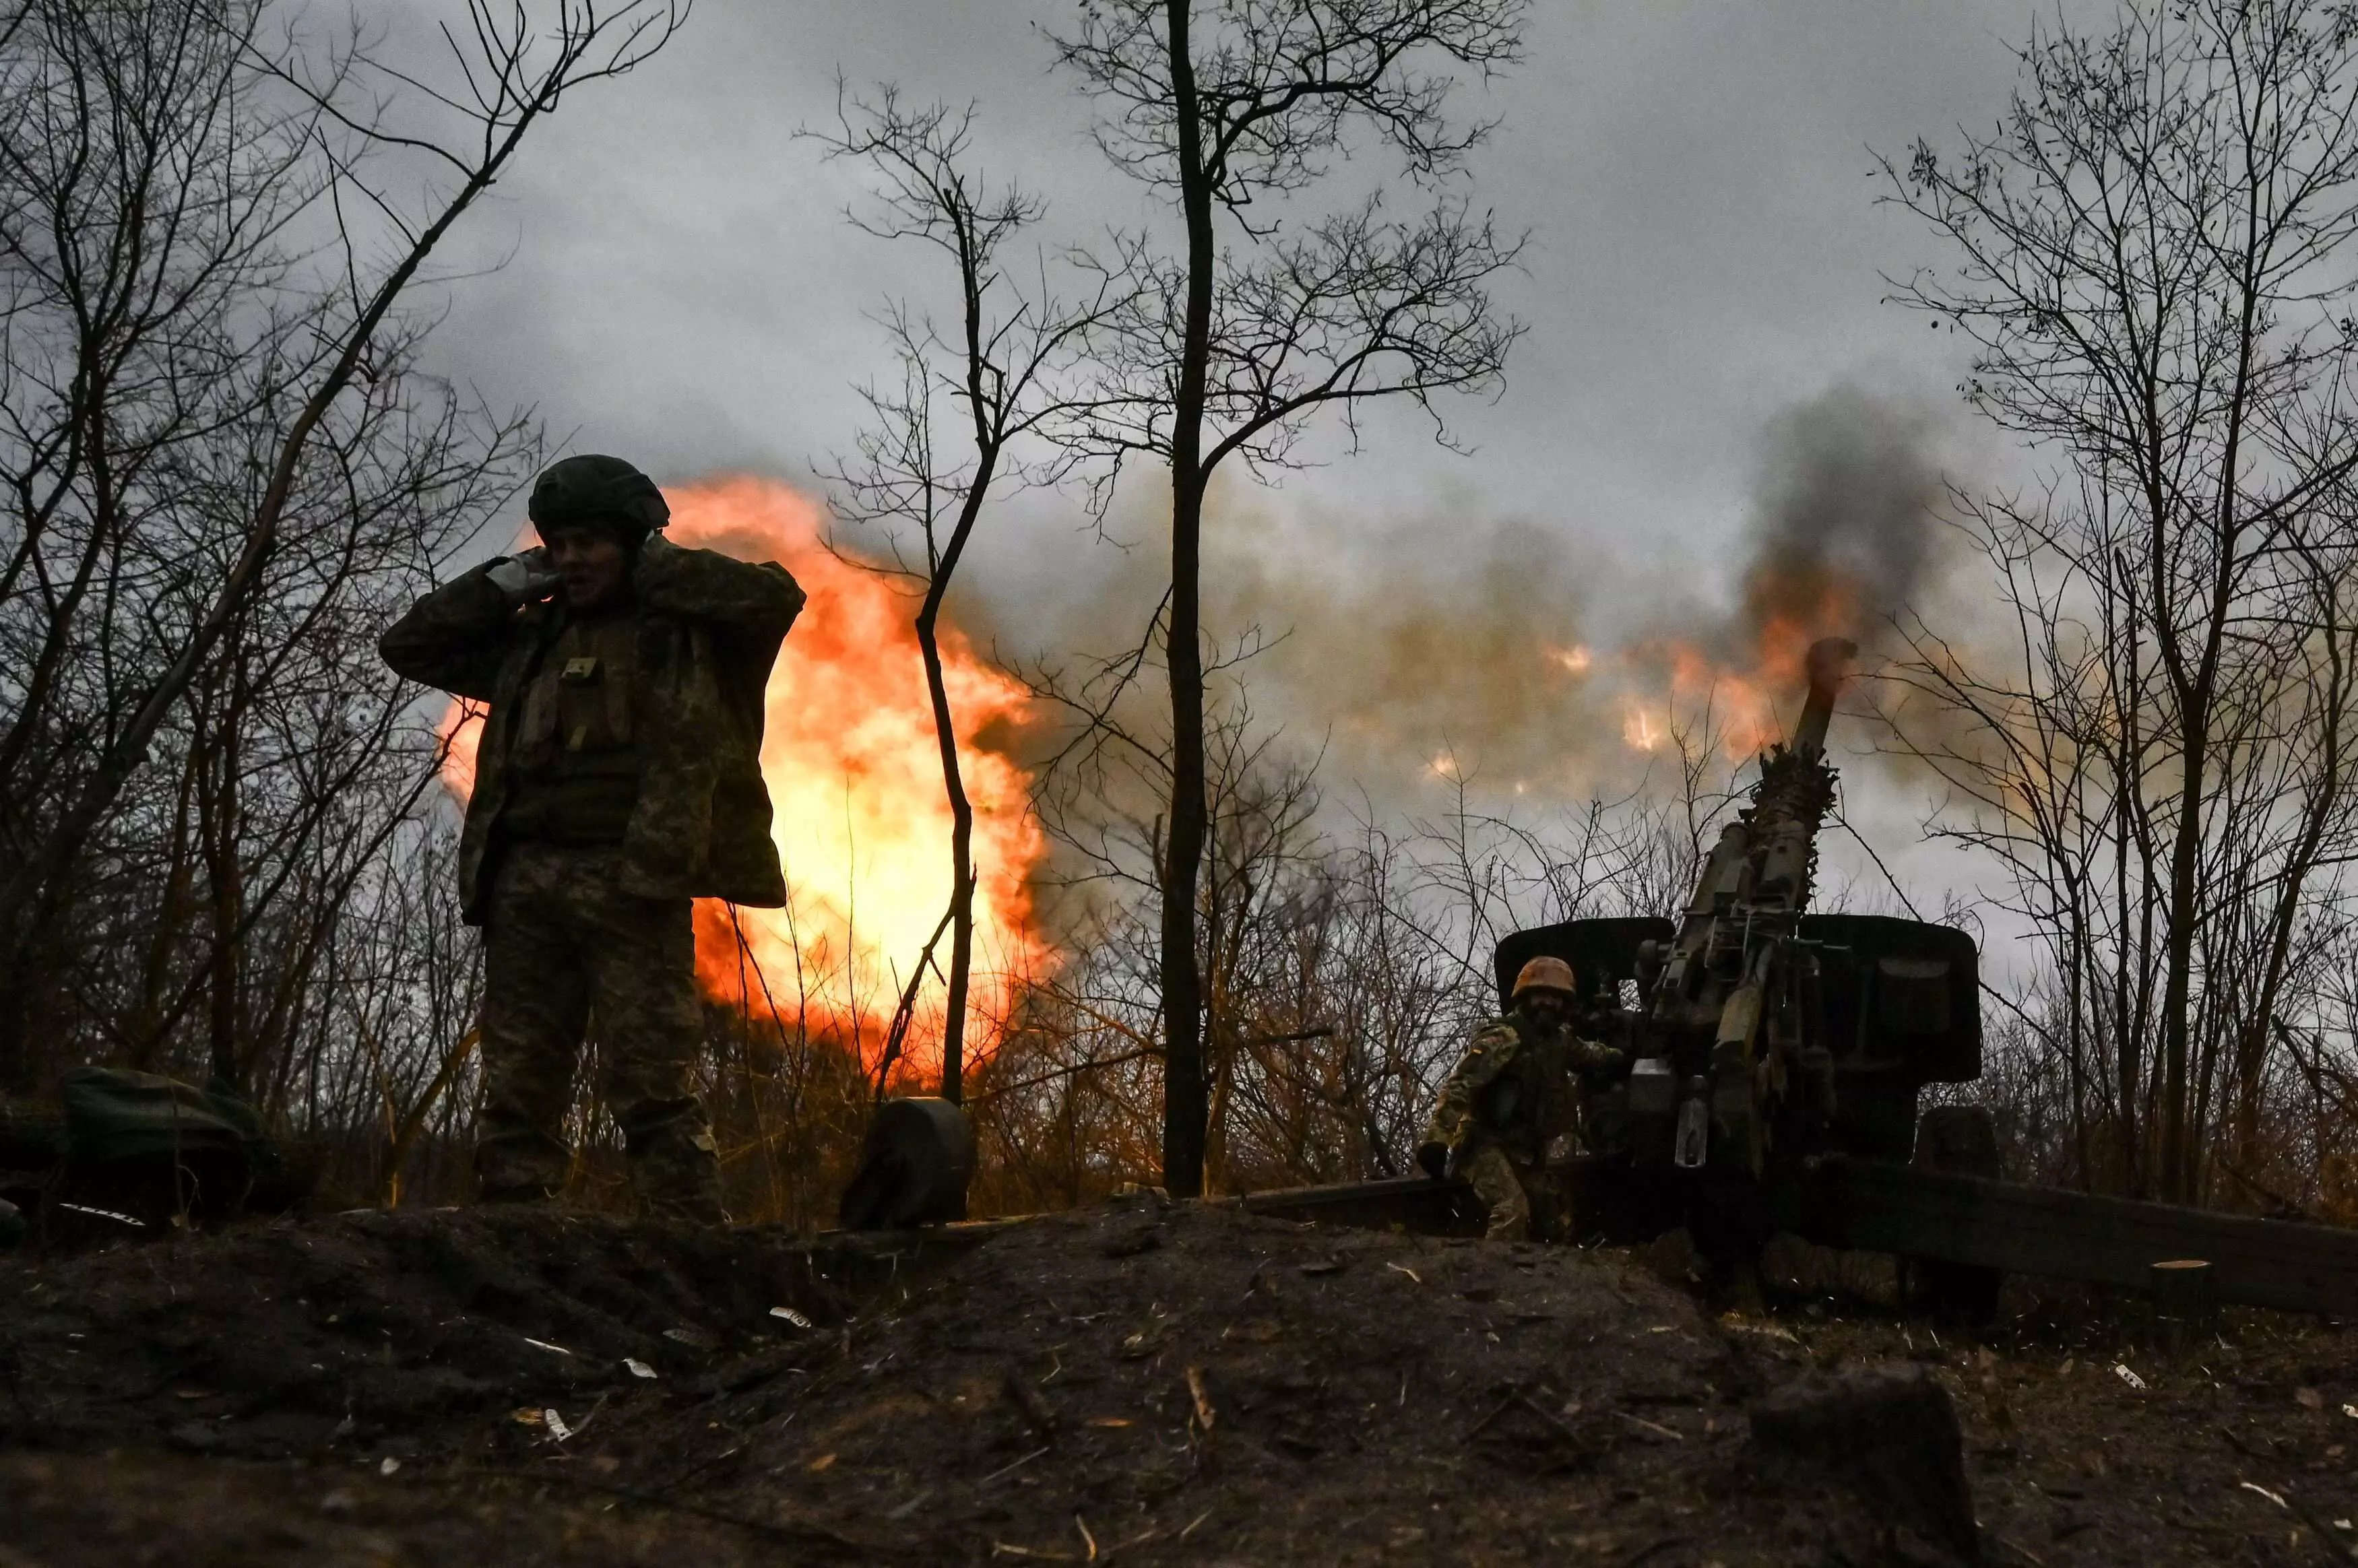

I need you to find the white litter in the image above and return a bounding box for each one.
[624,1358,657,1380]
[2113,1363,2146,1390]
[769,1306,815,1329]
[56,1202,144,1227]
[378,1457,400,1476]
[2239,1481,2287,1509]
[543,1408,572,1442]
[521,1337,573,1357]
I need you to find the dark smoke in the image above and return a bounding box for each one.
[1733,385,1945,659]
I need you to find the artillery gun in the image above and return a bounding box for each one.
[1495,637,1989,1282]
[1246,640,2358,1322]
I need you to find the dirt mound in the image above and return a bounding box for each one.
[629,1192,1963,1565]
[0,1207,909,1463]
[3,1196,2353,1564]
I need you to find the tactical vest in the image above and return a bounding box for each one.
[1475,1014,1579,1163]
[499,610,642,844]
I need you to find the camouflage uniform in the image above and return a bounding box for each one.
[382,517,803,1222]
[1422,1008,1620,1241]
[384,534,804,921]
[477,843,718,1216]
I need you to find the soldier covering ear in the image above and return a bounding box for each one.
[380,455,806,1224]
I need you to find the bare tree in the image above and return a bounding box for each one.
[808,86,1116,1103]
[1881,0,2358,1200]
[1048,0,1529,1195]
[0,0,689,969]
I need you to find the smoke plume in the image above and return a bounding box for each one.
[1731,385,1945,663]
[984,384,1956,819]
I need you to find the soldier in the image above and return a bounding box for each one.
[380,455,804,1222]
[1417,956,1624,1241]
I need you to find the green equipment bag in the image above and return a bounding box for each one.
[59,1066,263,1171]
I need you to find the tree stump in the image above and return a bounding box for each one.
[2148,1257,2214,1353]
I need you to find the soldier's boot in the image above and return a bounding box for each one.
[474,1130,568,1204]
[1461,1144,1533,1242]
[623,1100,726,1224]
[474,1110,572,1204]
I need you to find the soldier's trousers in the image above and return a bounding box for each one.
[475,841,724,1222]
[1460,1144,1560,1243]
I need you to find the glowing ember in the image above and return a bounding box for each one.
[1548,644,1593,674]
[438,476,1050,1080]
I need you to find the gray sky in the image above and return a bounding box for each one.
[431,0,2022,537]
[412,0,2054,925]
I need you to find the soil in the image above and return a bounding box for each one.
[1,1197,2355,1566]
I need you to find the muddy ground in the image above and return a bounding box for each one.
[0,1198,2353,1567]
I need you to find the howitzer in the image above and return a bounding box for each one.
[1245,639,2358,1318]
[1492,636,1991,1280]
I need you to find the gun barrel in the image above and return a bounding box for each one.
[1790,638,1856,758]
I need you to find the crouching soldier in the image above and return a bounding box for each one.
[381,455,804,1222]
[1417,956,1624,1241]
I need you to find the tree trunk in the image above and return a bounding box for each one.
[916,597,977,1103]
[1158,0,1214,1198]
[2157,702,2208,1204]
[1161,458,1211,1196]
[2110,545,2142,1196]
[200,639,250,1092]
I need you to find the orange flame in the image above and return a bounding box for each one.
[1617,580,1858,760]
[439,477,1050,1081]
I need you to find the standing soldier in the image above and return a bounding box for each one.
[1417,956,1624,1241]
[381,455,804,1222]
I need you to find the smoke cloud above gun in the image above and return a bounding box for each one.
[1169,384,1963,805]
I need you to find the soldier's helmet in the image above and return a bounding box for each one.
[528,454,670,543]
[1510,955,1578,1001]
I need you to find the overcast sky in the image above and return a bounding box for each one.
[429,0,2025,531]
[408,0,2065,926]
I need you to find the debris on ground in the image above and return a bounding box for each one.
[0,1198,2353,1564]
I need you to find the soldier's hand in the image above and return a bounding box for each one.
[1581,1043,1628,1076]
[1416,1140,1452,1181]
[486,548,561,605]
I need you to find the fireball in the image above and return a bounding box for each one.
[439,476,1050,1081]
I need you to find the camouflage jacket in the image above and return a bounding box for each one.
[1422,1009,1620,1167]
[380,535,805,922]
